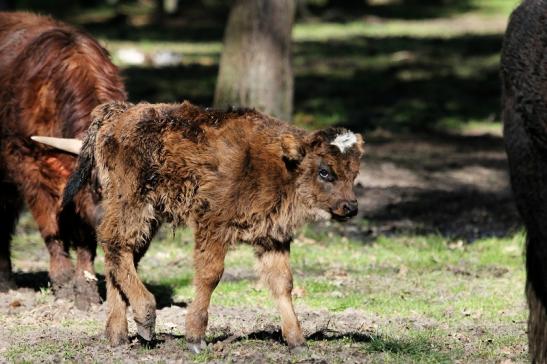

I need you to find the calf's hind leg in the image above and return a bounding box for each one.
[185,235,228,353]
[104,268,129,346]
[104,244,156,344]
[101,202,157,345]
[256,246,305,349]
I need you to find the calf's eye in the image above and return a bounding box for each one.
[319,168,330,180]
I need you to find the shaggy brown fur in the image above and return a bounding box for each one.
[65,100,364,350]
[0,12,126,308]
[501,1,547,362]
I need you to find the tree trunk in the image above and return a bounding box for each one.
[214,0,295,121]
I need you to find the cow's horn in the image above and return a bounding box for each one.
[30,136,82,155]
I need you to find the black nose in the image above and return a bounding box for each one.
[342,200,358,217]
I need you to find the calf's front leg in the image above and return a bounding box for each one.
[257,247,306,349]
[185,238,228,353]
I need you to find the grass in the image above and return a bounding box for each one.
[5,340,85,363]
[7,218,527,362]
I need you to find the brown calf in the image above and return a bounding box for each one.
[0,12,125,308]
[64,100,364,350]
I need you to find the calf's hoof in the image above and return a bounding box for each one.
[285,332,306,351]
[187,339,207,354]
[135,316,156,342]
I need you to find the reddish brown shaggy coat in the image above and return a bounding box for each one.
[0,12,125,308]
[65,100,364,349]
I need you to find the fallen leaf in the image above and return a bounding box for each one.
[9,300,22,308]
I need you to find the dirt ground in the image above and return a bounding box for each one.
[0,133,523,363]
[352,132,519,241]
[1,290,380,363]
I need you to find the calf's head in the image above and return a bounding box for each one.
[285,127,364,222]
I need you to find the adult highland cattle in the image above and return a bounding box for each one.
[0,12,126,308]
[62,100,364,351]
[502,0,547,362]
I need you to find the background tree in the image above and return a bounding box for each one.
[214,0,295,121]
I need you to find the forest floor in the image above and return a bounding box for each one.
[0,0,529,363]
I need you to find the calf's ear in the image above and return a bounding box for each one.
[303,130,324,151]
[281,133,304,170]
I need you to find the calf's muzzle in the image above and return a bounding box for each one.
[331,199,358,221]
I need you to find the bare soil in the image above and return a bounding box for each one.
[350,133,519,241]
[0,289,380,363]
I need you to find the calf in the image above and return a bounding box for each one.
[64,100,364,350]
[0,12,126,308]
[502,0,547,361]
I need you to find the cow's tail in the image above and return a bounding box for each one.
[61,101,130,209]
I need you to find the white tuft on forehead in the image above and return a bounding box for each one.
[330,131,357,153]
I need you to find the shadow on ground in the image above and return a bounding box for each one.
[329,134,520,242]
[13,271,186,308]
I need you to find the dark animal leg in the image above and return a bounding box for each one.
[0,182,22,291]
[256,247,305,349]
[185,235,228,353]
[73,229,101,310]
[12,160,75,298]
[44,237,74,298]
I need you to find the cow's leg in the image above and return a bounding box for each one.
[185,237,228,353]
[29,195,74,298]
[0,182,22,291]
[73,228,101,310]
[256,247,305,349]
[7,153,75,298]
[61,191,102,310]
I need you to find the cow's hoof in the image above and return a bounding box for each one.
[50,272,75,300]
[0,276,16,292]
[52,282,74,300]
[74,277,101,311]
[187,339,207,354]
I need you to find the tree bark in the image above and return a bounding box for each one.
[214,0,295,121]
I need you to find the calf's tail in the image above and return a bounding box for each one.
[61,101,130,209]
[61,116,100,210]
